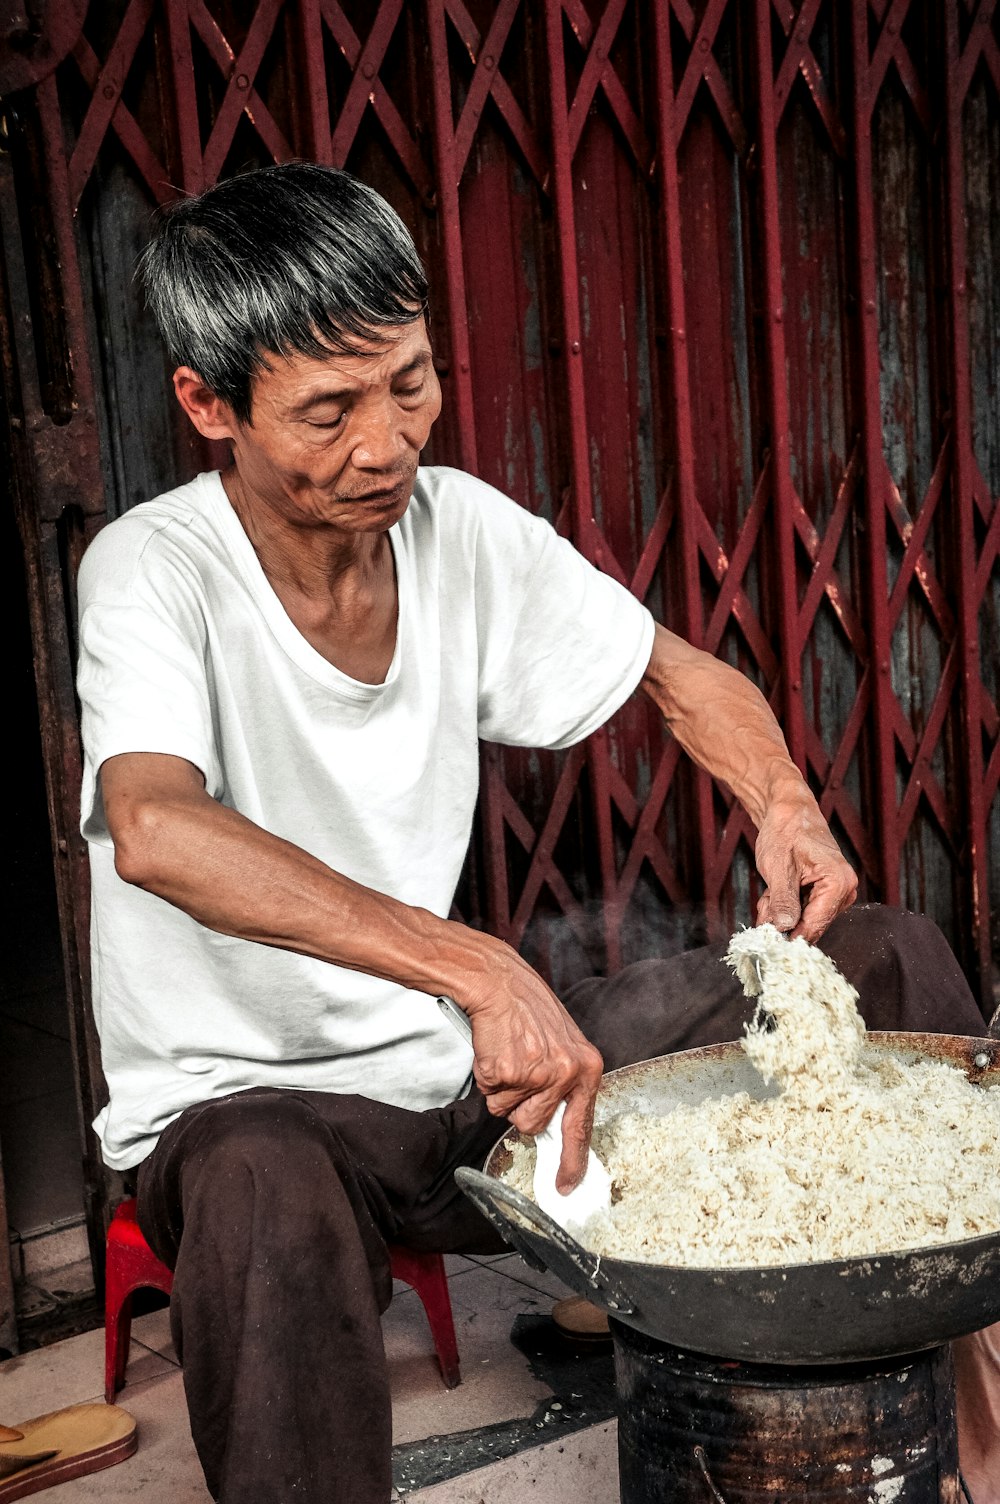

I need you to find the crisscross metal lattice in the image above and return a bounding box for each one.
[3,4,999,1254]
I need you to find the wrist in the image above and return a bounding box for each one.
[755,764,817,828]
[424,922,520,1014]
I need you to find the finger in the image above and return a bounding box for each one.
[790,882,839,944]
[757,880,801,934]
[473,1063,548,1117]
[483,1086,536,1120]
[792,869,857,943]
[555,1085,596,1193]
[754,842,802,932]
[507,1087,564,1138]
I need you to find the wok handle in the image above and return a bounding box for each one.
[454,1166,635,1315]
[694,1446,728,1503]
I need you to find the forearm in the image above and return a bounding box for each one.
[640,624,857,936]
[641,624,811,826]
[101,750,602,1182]
[110,778,504,1006]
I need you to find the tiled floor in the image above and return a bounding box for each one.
[0,1252,622,1501]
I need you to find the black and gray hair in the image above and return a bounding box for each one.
[136,162,429,424]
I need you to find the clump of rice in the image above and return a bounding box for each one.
[725,923,866,1103]
[501,924,1000,1267]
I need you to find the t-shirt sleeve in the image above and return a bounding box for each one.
[470,480,656,748]
[76,528,221,845]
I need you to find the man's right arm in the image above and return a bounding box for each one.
[100,750,602,1189]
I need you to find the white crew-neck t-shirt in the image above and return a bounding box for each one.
[77,466,655,1169]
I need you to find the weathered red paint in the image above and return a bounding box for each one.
[945,0,992,995]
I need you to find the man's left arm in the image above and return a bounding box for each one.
[640,622,857,941]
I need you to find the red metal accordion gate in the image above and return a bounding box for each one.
[1,0,999,1261]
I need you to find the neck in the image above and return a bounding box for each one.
[220,463,399,682]
[222,465,388,598]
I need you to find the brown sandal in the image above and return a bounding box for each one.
[0,1404,136,1501]
[551,1294,612,1347]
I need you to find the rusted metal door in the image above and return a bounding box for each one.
[1,0,998,1275]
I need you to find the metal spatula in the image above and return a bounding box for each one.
[436,995,612,1238]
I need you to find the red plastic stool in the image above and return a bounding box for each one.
[104,1197,461,1401]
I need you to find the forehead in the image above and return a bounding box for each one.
[256,319,431,406]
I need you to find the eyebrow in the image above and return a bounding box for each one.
[289,351,432,416]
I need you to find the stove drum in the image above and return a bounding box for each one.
[612,1320,962,1504]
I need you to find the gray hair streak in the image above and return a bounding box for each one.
[136,162,429,424]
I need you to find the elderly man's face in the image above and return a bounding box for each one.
[203,319,441,535]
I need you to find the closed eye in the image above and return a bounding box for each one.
[306,414,346,430]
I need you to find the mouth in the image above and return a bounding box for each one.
[350,480,409,503]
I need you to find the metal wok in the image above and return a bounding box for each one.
[455,1032,1000,1365]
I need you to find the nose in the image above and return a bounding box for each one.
[350,395,409,473]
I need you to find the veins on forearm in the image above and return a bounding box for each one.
[643,655,810,829]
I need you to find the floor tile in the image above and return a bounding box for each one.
[442,1254,480,1277]
[482,1252,576,1302]
[386,1261,556,1447]
[32,1368,212,1502]
[131,1307,179,1366]
[0,1324,175,1423]
[404,1419,620,1501]
[0,1274,617,1503]
[3,1350,615,1502]
[462,1249,585,1302]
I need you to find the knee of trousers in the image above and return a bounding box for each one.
[822,901,977,1031]
[823,901,915,985]
[179,1091,352,1235]
[827,900,923,956]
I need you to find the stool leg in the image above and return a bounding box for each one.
[416,1260,461,1390]
[105,1286,134,1404]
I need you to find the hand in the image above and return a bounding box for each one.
[754,794,858,942]
[458,947,604,1194]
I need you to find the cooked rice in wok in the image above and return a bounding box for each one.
[501,923,1000,1267]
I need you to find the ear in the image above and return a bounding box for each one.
[172,367,240,441]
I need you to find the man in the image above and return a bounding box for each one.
[76,162,990,1503]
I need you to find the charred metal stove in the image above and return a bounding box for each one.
[613,1322,960,1502]
[457,1034,1000,1504]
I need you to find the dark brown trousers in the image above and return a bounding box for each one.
[135,904,987,1503]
